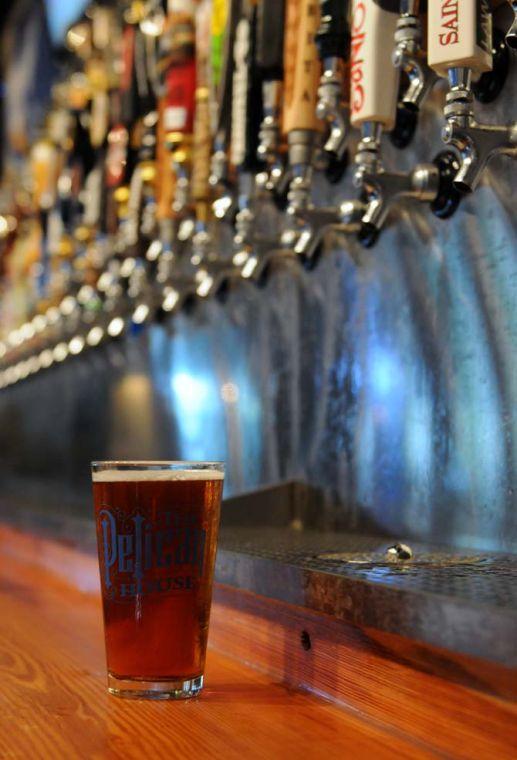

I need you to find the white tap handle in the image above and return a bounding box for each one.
[428,0,492,77]
[231,18,250,167]
[350,0,400,129]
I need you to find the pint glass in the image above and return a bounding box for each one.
[91,461,224,699]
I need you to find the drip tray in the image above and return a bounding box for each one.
[216,527,517,667]
[316,551,488,567]
[1,485,516,669]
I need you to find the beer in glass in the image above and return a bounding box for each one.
[91,461,224,699]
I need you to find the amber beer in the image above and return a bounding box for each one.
[92,461,224,699]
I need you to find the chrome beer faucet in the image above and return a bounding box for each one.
[392,0,438,113]
[315,0,351,180]
[349,0,461,245]
[348,0,407,244]
[209,0,241,222]
[277,0,374,261]
[428,0,515,192]
[279,199,365,261]
[228,0,280,281]
[441,68,517,193]
[256,0,289,198]
[210,145,237,221]
[192,221,239,299]
[353,122,451,246]
[278,0,325,253]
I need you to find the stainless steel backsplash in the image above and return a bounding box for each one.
[0,65,516,553]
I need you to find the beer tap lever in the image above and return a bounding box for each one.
[210,150,237,221]
[356,159,439,246]
[441,70,517,192]
[443,118,517,193]
[315,0,351,182]
[350,0,400,153]
[282,200,365,261]
[156,0,213,313]
[353,125,461,245]
[188,0,247,302]
[281,0,324,249]
[428,3,514,192]
[256,0,288,199]
[350,0,461,245]
[349,0,399,241]
[228,0,268,270]
[209,0,241,222]
[393,0,506,148]
[392,0,439,112]
[232,204,282,282]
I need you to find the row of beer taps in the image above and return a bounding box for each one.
[0,0,516,386]
[255,0,517,260]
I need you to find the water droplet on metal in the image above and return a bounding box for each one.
[386,543,413,561]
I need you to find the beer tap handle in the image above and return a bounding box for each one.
[284,0,323,136]
[283,0,323,215]
[153,1,196,283]
[507,1,517,48]
[390,0,438,147]
[256,0,288,200]
[315,0,351,181]
[428,0,492,83]
[429,5,514,191]
[190,0,213,243]
[159,8,196,135]
[183,0,228,301]
[209,0,242,220]
[192,0,212,209]
[230,0,263,173]
[120,111,157,260]
[350,0,403,148]
[131,23,157,123]
[191,89,212,220]
[256,0,284,81]
[157,0,197,241]
[349,0,399,147]
[230,0,269,264]
[156,104,176,231]
[190,0,222,297]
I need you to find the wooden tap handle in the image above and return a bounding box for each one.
[283,0,323,133]
[156,102,176,220]
[191,87,212,203]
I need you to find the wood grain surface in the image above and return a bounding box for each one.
[0,528,432,760]
[1,524,517,759]
[210,585,517,759]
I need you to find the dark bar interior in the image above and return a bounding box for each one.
[0,0,516,756]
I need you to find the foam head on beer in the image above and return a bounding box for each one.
[92,466,225,482]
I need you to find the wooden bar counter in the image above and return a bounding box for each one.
[1,524,517,759]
